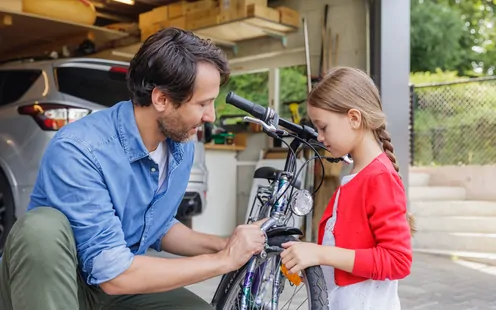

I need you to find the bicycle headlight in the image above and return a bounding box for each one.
[289,189,313,216]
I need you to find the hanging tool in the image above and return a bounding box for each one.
[282,99,305,124]
[319,4,329,77]
[302,17,312,93]
[334,33,340,65]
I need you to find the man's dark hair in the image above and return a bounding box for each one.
[127,27,230,107]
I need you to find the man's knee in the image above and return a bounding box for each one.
[5,207,76,261]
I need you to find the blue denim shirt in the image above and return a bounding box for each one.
[28,100,194,286]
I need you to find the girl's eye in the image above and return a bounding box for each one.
[320,126,326,131]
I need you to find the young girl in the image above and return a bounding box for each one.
[281,66,415,309]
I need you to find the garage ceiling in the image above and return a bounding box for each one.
[90,0,280,25]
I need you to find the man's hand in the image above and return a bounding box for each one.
[220,223,266,270]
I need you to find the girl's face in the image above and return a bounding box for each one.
[307,105,361,158]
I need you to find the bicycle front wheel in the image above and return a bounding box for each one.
[212,235,328,310]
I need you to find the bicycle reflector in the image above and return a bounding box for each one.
[289,189,313,216]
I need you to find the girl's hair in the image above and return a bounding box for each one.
[308,66,416,235]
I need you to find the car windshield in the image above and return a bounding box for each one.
[56,66,130,107]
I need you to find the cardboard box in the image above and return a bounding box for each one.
[276,6,300,27]
[219,0,267,12]
[219,0,272,22]
[185,7,220,22]
[185,0,218,14]
[139,6,168,29]
[140,24,161,41]
[0,0,22,12]
[169,0,217,19]
[168,16,186,29]
[186,8,221,30]
[245,4,279,22]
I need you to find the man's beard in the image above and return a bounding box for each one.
[157,114,201,143]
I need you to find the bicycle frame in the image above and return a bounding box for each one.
[211,92,351,310]
[239,124,316,310]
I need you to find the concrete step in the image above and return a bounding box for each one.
[408,172,430,187]
[410,200,496,217]
[414,248,496,266]
[412,231,496,253]
[416,216,496,234]
[409,186,466,201]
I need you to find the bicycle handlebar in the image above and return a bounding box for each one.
[225,92,318,140]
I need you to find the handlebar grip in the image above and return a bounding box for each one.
[225,92,267,121]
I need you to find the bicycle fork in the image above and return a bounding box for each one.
[240,218,282,310]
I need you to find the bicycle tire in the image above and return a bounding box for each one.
[212,235,328,310]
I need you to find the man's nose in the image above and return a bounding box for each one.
[202,105,216,123]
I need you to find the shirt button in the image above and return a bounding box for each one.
[151,167,156,172]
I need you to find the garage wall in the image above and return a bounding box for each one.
[227,0,367,74]
[231,0,368,227]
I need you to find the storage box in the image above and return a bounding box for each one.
[276,6,300,27]
[219,0,272,22]
[0,0,22,12]
[139,5,168,29]
[168,16,186,29]
[185,8,221,30]
[169,0,217,19]
[140,24,161,41]
[245,4,279,22]
[219,0,267,11]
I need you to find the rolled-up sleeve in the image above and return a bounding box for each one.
[151,217,179,252]
[38,137,133,285]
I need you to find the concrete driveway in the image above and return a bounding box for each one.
[182,252,496,309]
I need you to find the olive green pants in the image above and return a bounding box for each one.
[0,207,213,310]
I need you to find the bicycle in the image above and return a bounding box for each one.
[210,92,352,310]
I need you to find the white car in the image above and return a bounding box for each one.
[0,57,209,252]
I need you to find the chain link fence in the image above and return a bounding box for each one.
[410,77,496,166]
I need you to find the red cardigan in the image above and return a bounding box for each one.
[317,153,412,286]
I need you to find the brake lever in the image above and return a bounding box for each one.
[342,154,353,164]
[324,154,353,164]
[243,116,277,133]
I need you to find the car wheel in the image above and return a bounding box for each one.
[0,170,15,255]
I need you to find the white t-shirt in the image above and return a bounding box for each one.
[149,141,168,193]
[321,173,401,310]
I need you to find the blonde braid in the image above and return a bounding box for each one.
[375,125,417,235]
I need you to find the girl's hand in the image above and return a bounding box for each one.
[280,241,322,274]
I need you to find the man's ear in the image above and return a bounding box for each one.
[347,108,362,129]
[151,87,168,112]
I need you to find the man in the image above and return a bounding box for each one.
[0,27,266,309]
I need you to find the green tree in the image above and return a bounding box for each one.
[437,0,496,75]
[214,66,309,120]
[411,0,496,76]
[410,0,466,73]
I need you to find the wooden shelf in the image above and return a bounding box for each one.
[192,16,298,55]
[0,9,128,60]
[204,143,246,151]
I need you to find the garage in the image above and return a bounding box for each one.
[0,0,409,244]
[0,1,412,307]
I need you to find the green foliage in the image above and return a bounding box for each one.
[409,69,464,84]
[411,0,496,75]
[214,66,309,122]
[410,0,465,73]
